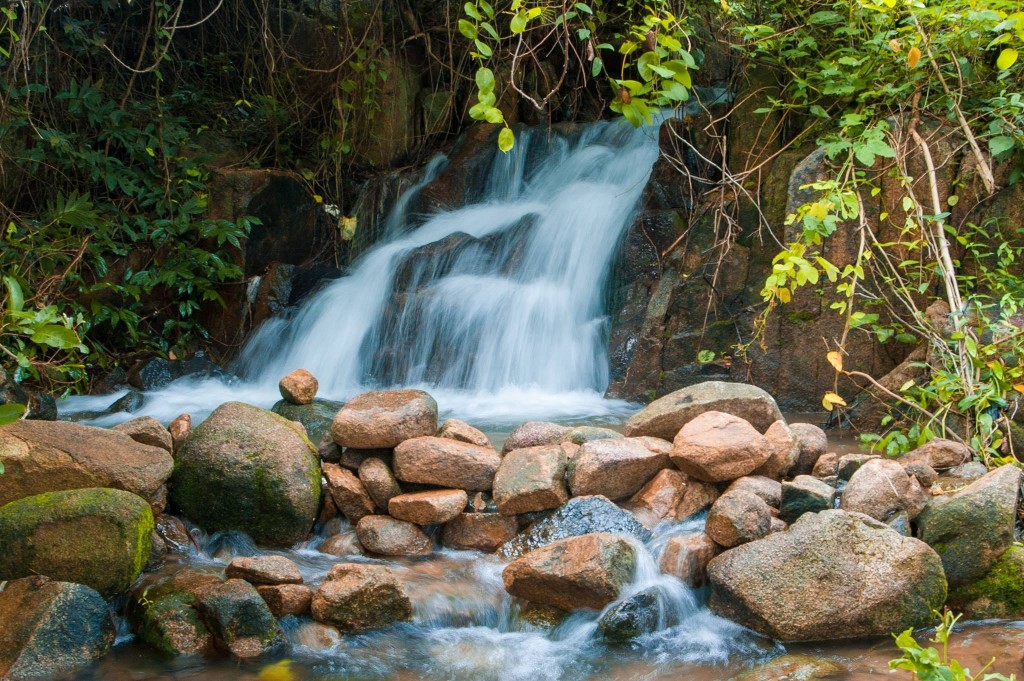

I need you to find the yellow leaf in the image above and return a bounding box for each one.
[777,287,791,304]
[259,660,295,681]
[826,351,843,372]
[823,391,847,408]
[313,194,323,203]
[907,46,921,69]
[340,216,358,241]
[1014,384,1024,394]
[822,395,834,412]
[889,38,901,53]
[997,48,1019,71]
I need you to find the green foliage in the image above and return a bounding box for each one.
[890,610,1015,680]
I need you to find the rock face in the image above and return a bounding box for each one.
[0,577,115,681]
[392,437,501,491]
[671,411,772,483]
[708,510,947,641]
[789,423,829,476]
[916,464,1021,586]
[0,488,153,598]
[112,416,173,453]
[437,419,491,448]
[502,533,636,611]
[388,489,468,525]
[492,444,569,515]
[567,438,669,500]
[441,513,519,553]
[330,389,437,449]
[279,368,318,405]
[225,556,303,585]
[170,402,321,546]
[659,533,719,587]
[501,422,572,454]
[499,495,651,559]
[705,490,772,548]
[623,381,784,440]
[0,420,173,507]
[193,579,281,658]
[355,515,432,556]
[311,563,413,631]
[323,463,376,522]
[840,458,927,521]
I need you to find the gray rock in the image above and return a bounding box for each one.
[789,423,829,476]
[501,421,572,454]
[598,587,660,643]
[624,381,784,440]
[780,475,837,524]
[272,398,344,445]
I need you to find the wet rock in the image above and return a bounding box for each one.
[659,532,719,587]
[358,457,402,511]
[708,509,947,641]
[324,463,376,522]
[675,479,720,521]
[623,468,689,527]
[705,490,772,548]
[272,399,343,445]
[355,515,432,556]
[156,513,193,552]
[623,381,784,440]
[311,563,413,631]
[493,444,568,515]
[388,489,468,525]
[339,447,392,470]
[836,453,880,482]
[598,587,659,643]
[904,462,939,488]
[110,390,145,413]
[947,545,1024,619]
[437,419,491,448]
[393,436,501,491]
[168,413,191,454]
[25,390,58,421]
[501,422,572,454]
[567,438,669,500]
[442,513,519,553]
[193,578,281,658]
[502,533,636,611]
[257,584,313,618]
[330,389,437,449]
[887,511,911,536]
[171,402,321,546]
[318,532,362,557]
[111,416,173,453]
[898,438,972,470]
[753,420,799,480]
[811,452,840,478]
[789,423,830,476]
[279,368,318,405]
[841,458,927,521]
[944,461,989,484]
[518,603,568,630]
[128,354,224,391]
[0,488,153,598]
[916,464,1021,586]
[0,576,114,680]
[671,411,772,483]
[724,476,782,509]
[565,426,623,445]
[731,654,844,681]
[225,556,303,585]
[0,420,173,508]
[499,495,652,559]
[780,476,837,524]
[129,576,214,657]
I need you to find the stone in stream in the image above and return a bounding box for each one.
[780,475,837,524]
[129,569,218,657]
[811,452,840,478]
[598,587,660,643]
[840,458,927,521]
[168,413,191,454]
[318,531,362,557]
[501,421,572,454]
[311,563,413,632]
[388,489,468,525]
[112,415,173,453]
[0,576,115,681]
[565,426,623,444]
[623,468,688,527]
[323,463,376,522]
[623,381,784,440]
[442,513,519,553]
[788,422,830,476]
[671,411,773,483]
[0,487,154,598]
[279,368,319,405]
[502,533,636,611]
[225,555,303,585]
[704,490,772,548]
[330,389,437,449]
[392,436,501,491]
[567,437,669,500]
[358,456,403,511]
[192,578,282,658]
[437,418,491,448]
[356,515,432,556]
[730,654,845,681]
[724,476,782,509]
[752,420,800,480]
[492,444,569,515]
[272,398,344,445]
[257,584,313,618]
[947,544,1024,619]
[708,509,947,641]
[898,438,972,470]
[498,495,651,559]
[904,461,938,488]
[659,532,719,587]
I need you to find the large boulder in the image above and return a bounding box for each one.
[502,533,636,611]
[0,488,154,597]
[670,411,772,482]
[0,577,115,681]
[623,381,783,440]
[170,402,321,546]
[915,464,1021,586]
[567,438,669,500]
[708,510,947,641]
[392,436,501,491]
[311,563,413,631]
[840,458,927,521]
[898,438,972,470]
[492,444,569,515]
[330,389,437,449]
[0,420,173,507]
[499,495,651,559]
[947,545,1024,620]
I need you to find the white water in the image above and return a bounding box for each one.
[64,119,661,426]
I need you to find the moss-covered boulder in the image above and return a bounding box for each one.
[170,402,321,546]
[0,488,154,598]
[948,545,1024,620]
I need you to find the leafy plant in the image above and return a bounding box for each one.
[890,610,1016,680]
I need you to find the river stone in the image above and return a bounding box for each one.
[193,578,281,658]
[724,476,782,509]
[0,488,153,598]
[812,452,840,478]
[112,416,173,453]
[676,479,720,521]
[499,495,652,559]
[565,426,623,444]
[836,453,880,482]
[904,461,939,488]
[753,420,799,480]
[330,389,437,449]
[168,413,191,454]
[899,438,973,470]
[0,419,173,508]
[493,444,569,515]
[788,423,830,476]
[780,475,837,524]
[598,587,659,643]
[225,555,303,585]
[324,463,376,522]
[393,436,501,491]
[171,401,321,546]
[501,421,572,454]
[947,545,1024,619]
[356,515,432,556]
[129,577,214,657]
[731,654,845,681]
[442,513,519,552]
[671,411,772,483]
[708,509,947,641]
[623,468,689,527]
[279,368,318,404]
[567,438,669,500]
[271,398,343,445]
[358,457,402,511]
[705,490,772,548]
[623,381,784,440]
[502,533,636,611]
[0,577,115,681]
[155,513,192,552]
[437,418,491,448]
[318,531,361,557]
[659,532,719,587]
[388,489,468,525]
[915,464,1021,586]
[311,563,413,631]
[841,458,927,521]
[340,447,392,471]
[257,584,313,618]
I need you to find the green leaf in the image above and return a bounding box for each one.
[458,19,477,40]
[996,48,1018,70]
[498,127,515,153]
[4,276,24,312]
[474,39,493,57]
[29,324,82,350]
[484,107,504,124]
[510,13,527,34]
[988,135,1015,157]
[475,67,496,94]
[0,403,26,428]
[464,2,482,20]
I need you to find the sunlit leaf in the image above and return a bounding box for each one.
[827,351,843,372]
[996,48,1018,70]
[907,46,921,68]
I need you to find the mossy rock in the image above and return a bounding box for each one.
[0,488,154,598]
[271,398,344,444]
[170,401,321,546]
[132,589,213,657]
[948,545,1024,620]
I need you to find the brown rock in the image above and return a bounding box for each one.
[633,436,674,455]
[623,381,784,440]
[904,462,938,488]
[670,411,772,483]
[155,514,192,552]
[168,413,191,454]
[841,458,927,521]
[442,513,519,552]
[323,463,376,522]
[675,480,720,520]
[192,579,280,658]
[753,420,799,480]
[393,436,501,491]
[492,444,568,515]
[340,448,391,470]
[705,490,772,548]
[724,476,782,509]
[836,453,880,481]
[225,555,303,585]
[319,532,361,557]
[355,515,432,556]
[624,469,689,527]
[501,533,636,611]
[330,389,437,449]
[812,452,840,478]
[388,489,468,525]
[501,422,572,454]
[789,423,829,476]
[437,419,491,448]
[310,563,412,631]
[567,438,669,500]
[560,441,581,460]
[358,457,402,511]
[112,416,173,453]
[769,517,788,533]
[279,369,319,405]
[898,438,973,470]
[317,492,339,526]
[659,533,719,587]
[257,583,312,617]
